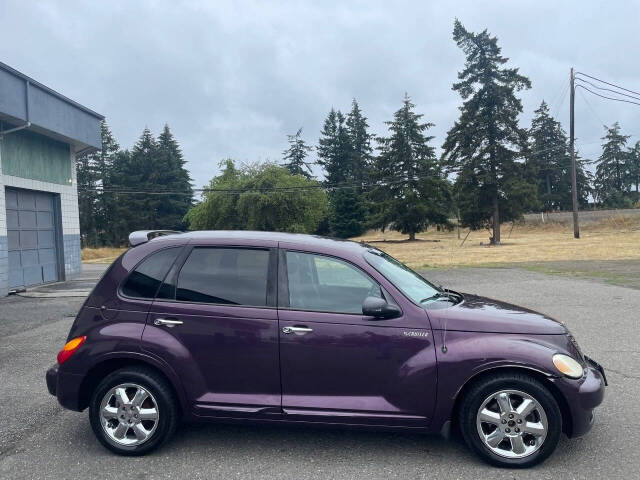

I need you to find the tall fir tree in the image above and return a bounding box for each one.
[76,120,120,247]
[442,20,536,244]
[369,94,451,240]
[156,124,194,228]
[628,141,640,199]
[110,126,193,241]
[594,123,632,207]
[317,107,368,238]
[528,101,590,210]
[282,128,313,177]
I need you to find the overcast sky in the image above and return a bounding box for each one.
[2,0,639,190]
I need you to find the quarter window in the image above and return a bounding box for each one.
[121,247,181,299]
[285,251,381,314]
[176,248,270,306]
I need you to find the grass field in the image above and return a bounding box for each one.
[80,215,640,269]
[81,247,126,264]
[352,215,640,268]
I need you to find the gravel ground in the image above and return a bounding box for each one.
[0,263,637,479]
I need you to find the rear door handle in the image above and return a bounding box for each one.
[154,318,183,327]
[282,326,313,335]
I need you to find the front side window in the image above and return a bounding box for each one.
[176,248,269,306]
[121,247,181,299]
[285,251,381,314]
[364,250,440,305]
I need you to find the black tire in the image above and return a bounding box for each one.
[458,372,562,468]
[89,366,179,456]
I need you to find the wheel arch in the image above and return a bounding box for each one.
[450,366,573,437]
[77,353,187,415]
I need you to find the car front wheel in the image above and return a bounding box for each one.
[459,372,562,468]
[89,367,179,455]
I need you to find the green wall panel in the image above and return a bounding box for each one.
[1,122,71,185]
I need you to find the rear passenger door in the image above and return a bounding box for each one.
[142,245,281,418]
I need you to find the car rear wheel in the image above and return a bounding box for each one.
[89,367,178,455]
[458,372,562,468]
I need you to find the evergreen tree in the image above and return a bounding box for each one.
[345,99,373,186]
[628,141,640,199]
[282,128,313,177]
[317,108,350,184]
[76,144,99,247]
[317,107,368,238]
[369,94,451,240]
[76,120,120,247]
[528,101,590,210]
[156,124,194,228]
[594,123,632,207]
[110,126,193,241]
[442,20,535,244]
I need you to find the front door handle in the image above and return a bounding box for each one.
[154,318,183,327]
[282,326,313,335]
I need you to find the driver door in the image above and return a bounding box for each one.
[277,248,437,427]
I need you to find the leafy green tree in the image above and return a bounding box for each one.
[185,160,328,233]
[369,94,451,240]
[594,123,631,207]
[282,128,313,178]
[442,20,535,244]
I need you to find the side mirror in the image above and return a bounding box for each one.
[362,296,402,319]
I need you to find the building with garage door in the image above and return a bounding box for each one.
[0,62,103,295]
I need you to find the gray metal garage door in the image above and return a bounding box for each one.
[6,188,60,288]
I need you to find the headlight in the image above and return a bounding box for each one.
[553,354,584,379]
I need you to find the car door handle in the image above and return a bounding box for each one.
[282,326,313,335]
[154,318,183,327]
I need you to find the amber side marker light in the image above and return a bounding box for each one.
[57,336,86,365]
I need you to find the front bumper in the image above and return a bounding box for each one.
[45,363,85,411]
[554,357,606,438]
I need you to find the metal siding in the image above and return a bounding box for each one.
[6,188,60,288]
[0,68,27,120]
[0,126,72,185]
[29,84,102,148]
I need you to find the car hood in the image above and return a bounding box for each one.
[425,293,567,335]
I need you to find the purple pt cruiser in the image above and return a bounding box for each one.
[46,230,606,467]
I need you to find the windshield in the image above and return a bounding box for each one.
[364,249,440,305]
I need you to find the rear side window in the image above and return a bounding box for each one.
[176,248,270,306]
[121,247,181,299]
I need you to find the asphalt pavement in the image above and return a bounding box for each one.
[0,263,637,479]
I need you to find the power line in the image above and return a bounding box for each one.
[575,84,640,107]
[575,77,640,102]
[575,71,640,98]
[576,86,607,128]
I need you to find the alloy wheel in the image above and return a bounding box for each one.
[99,383,159,446]
[476,389,548,459]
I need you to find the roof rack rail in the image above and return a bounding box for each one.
[129,230,183,247]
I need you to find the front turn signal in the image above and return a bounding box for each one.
[57,336,86,365]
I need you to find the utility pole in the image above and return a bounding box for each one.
[570,67,580,239]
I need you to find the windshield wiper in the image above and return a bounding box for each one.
[419,290,460,304]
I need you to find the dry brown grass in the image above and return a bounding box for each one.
[81,247,127,263]
[351,215,640,268]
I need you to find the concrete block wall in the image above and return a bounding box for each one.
[0,149,81,295]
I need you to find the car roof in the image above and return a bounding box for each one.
[149,230,375,254]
